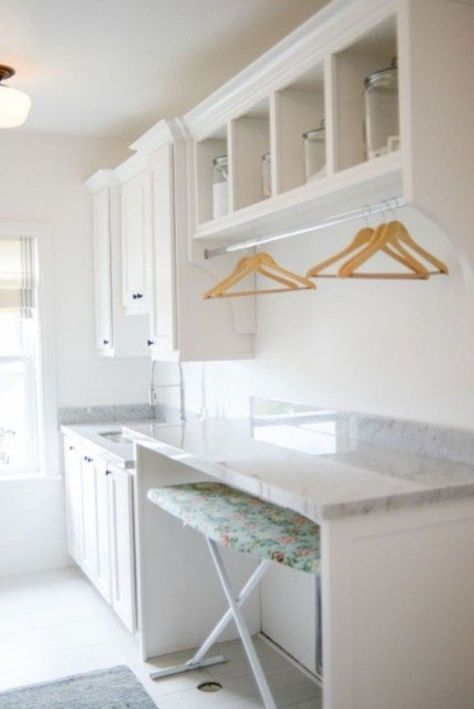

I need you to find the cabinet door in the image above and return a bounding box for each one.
[80,455,111,602]
[80,456,98,582]
[149,143,177,356]
[64,440,83,564]
[121,171,152,314]
[92,189,113,353]
[108,466,136,632]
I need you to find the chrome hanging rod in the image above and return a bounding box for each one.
[204,196,406,259]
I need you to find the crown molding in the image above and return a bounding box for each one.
[84,169,120,193]
[130,117,186,155]
[182,0,395,140]
[113,151,149,182]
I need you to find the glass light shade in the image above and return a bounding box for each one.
[0,85,31,127]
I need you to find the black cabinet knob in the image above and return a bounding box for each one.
[147,339,154,347]
[132,293,137,300]
[105,469,112,476]
[83,455,93,463]
[103,339,109,345]
[69,445,74,451]
[136,292,143,299]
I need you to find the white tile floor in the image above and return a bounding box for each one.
[0,567,322,708]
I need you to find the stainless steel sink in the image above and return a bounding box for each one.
[98,431,132,444]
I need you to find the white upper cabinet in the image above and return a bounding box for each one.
[185,0,403,243]
[87,131,254,362]
[92,188,113,354]
[86,171,149,358]
[120,169,153,315]
[148,143,177,358]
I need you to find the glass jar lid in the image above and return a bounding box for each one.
[364,57,398,89]
[212,154,228,168]
[302,119,325,141]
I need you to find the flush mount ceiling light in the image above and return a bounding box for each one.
[0,65,31,127]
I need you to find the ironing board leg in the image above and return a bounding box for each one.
[150,556,271,682]
[207,538,278,709]
[190,557,271,665]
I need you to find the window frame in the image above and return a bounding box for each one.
[0,223,58,477]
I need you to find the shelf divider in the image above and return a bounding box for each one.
[230,114,270,211]
[273,88,325,195]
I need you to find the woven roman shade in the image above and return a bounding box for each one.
[0,237,35,317]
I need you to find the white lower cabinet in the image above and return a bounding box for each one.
[63,437,137,633]
[107,465,136,632]
[79,455,103,590]
[64,441,83,563]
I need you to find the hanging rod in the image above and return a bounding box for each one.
[204,196,406,259]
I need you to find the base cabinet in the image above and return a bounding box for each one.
[64,442,83,563]
[90,457,112,602]
[108,465,137,632]
[63,437,137,633]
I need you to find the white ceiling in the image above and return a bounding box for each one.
[1,0,329,141]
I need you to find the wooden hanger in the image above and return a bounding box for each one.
[339,220,448,278]
[306,224,431,279]
[389,220,448,274]
[306,226,373,277]
[203,252,316,299]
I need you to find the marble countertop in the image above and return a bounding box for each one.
[60,420,159,468]
[123,414,474,522]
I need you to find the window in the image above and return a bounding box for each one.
[0,236,39,473]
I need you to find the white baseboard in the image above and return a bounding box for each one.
[0,539,72,577]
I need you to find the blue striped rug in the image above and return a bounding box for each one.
[0,665,156,708]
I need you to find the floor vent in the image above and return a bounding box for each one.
[197,681,223,693]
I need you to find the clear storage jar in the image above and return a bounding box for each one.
[212,155,229,219]
[364,58,399,160]
[261,152,272,199]
[303,120,326,181]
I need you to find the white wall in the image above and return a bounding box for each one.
[0,476,69,576]
[174,206,473,431]
[0,131,150,576]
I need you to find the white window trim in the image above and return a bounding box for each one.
[0,222,59,477]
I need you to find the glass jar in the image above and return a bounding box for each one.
[261,152,272,199]
[364,58,399,160]
[212,155,229,219]
[303,120,326,181]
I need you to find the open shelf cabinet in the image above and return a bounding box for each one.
[332,14,398,172]
[186,0,403,244]
[195,125,228,224]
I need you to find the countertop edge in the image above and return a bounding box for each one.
[130,427,474,523]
